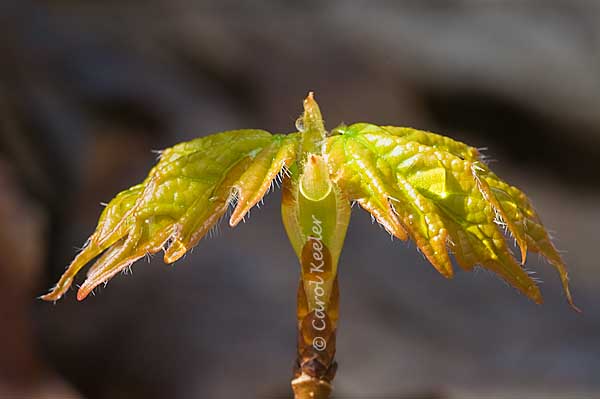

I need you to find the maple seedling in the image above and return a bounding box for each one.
[42,92,578,399]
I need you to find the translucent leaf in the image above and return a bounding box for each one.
[41,97,576,311]
[327,123,577,310]
[41,130,298,301]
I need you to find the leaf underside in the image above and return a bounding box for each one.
[42,124,577,311]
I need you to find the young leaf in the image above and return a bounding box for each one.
[326,123,578,311]
[41,93,578,399]
[42,94,577,312]
[41,130,298,301]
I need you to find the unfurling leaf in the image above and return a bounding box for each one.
[41,130,298,301]
[327,123,578,311]
[42,94,577,313]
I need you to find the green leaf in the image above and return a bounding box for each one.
[41,130,298,301]
[327,123,577,310]
[41,93,577,311]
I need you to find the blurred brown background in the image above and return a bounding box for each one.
[1,1,599,398]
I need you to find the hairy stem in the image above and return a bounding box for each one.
[292,278,339,399]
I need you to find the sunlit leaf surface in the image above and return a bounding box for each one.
[327,123,577,310]
[42,96,577,312]
[41,130,298,301]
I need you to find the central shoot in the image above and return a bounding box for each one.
[282,93,350,397]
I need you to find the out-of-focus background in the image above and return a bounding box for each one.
[1,1,599,398]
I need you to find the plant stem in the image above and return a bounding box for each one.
[291,278,339,399]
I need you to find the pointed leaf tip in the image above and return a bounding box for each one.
[229,135,298,226]
[76,288,89,302]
